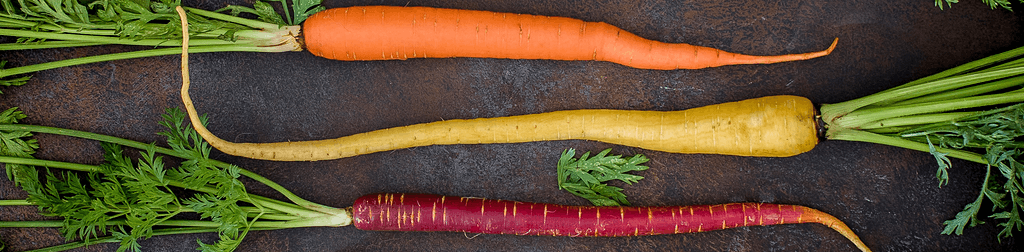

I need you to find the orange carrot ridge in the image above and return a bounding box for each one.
[303,6,837,70]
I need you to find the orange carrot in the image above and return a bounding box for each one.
[303,6,837,70]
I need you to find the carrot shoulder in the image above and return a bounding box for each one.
[351,193,870,252]
[302,6,837,70]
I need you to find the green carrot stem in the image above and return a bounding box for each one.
[887,45,1024,91]
[0,155,324,218]
[985,57,1024,72]
[0,34,240,51]
[156,218,345,228]
[821,66,1024,122]
[0,20,116,31]
[0,125,179,154]
[232,29,294,41]
[0,41,107,50]
[239,205,285,215]
[1,217,342,229]
[0,124,339,215]
[134,204,301,220]
[0,26,227,41]
[0,30,252,51]
[0,156,100,172]
[846,112,975,130]
[24,238,120,252]
[0,199,32,206]
[865,126,917,134]
[139,205,301,220]
[280,2,295,25]
[900,136,1024,150]
[0,206,296,226]
[246,211,301,221]
[184,7,283,30]
[0,28,240,47]
[0,220,64,228]
[244,194,328,218]
[888,75,1024,106]
[0,16,55,28]
[827,129,986,164]
[0,44,293,79]
[0,156,202,198]
[832,89,1024,129]
[0,20,117,35]
[0,16,246,38]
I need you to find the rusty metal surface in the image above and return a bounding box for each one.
[2,0,1023,251]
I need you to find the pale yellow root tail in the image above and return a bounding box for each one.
[178,6,254,156]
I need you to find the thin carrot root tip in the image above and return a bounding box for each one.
[826,38,839,54]
[802,207,872,252]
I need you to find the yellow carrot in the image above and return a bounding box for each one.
[185,91,817,161]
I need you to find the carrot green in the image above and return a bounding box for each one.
[556,148,649,206]
[0,108,351,252]
[935,0,1021,11]
[819,46,1024,241]
[0,0,312,89]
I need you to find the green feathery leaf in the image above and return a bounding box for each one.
[0,107,258,252]
[0,107,38,184]
[935,0,1020,11]
[557,148,649,206]
[904,106,1024,240]
[0,107,348,251]
[928,136,953,187]
[215,1,286,26]
[1,61,33,89]
[287,0,325,25]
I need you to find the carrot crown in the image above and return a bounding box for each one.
[820,46,1024,241]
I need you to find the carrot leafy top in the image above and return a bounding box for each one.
[820,46,1024,241]
[0,108,350,252]
[557,148,649,206]
[935,0,1022,11]
[218,0,325,26]
[0,0,322,88]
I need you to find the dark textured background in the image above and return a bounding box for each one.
[2,0,1023,251]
